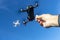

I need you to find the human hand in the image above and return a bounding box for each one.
[35,14,59,28]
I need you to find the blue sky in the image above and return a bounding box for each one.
[0,0,60,40]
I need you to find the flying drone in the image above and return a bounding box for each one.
[19,2,38,25]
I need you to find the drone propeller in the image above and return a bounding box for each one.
[33,1,38,8]
[18,8,27,12]
[22,19,29,25]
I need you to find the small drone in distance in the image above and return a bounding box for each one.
[19,2,38,25]
[13,20,20,27]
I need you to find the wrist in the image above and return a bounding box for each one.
[51,15,59,26]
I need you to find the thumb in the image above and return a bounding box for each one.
[35,15,42,21]
[35,15,47,21]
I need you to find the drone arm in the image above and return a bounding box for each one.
[20,9,27,12]
[33,2,38,8]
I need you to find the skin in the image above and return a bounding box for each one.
[35,14,59,28]
[36,18,45,26]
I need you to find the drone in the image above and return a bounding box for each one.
[13,20,20,27]
[19,2,38,25]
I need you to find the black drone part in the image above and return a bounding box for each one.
[23,20,29,25]
[19,2,38,24]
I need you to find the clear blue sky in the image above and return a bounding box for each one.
[0,0,60,40]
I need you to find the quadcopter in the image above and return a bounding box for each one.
[19,2,38,25]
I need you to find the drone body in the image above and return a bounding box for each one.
[19,2,38,25]
[27,5,35,21]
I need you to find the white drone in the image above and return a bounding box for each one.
[13,20,20,27]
